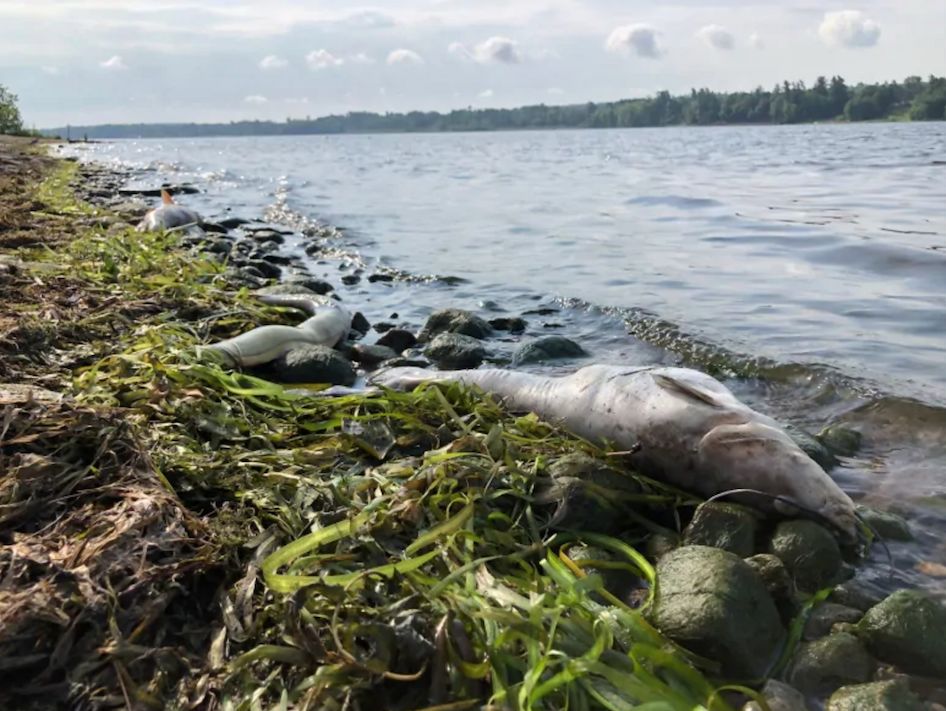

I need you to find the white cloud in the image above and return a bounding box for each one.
[259,54,288,70]
[818,10,881,48]
[41,65,61,75]
[696,24,734,51]
[749,32,764,50]
[285,97,310,105]
[349,52,374,64]
[474,36,521,64]
[605,24,661,59]
[243,95,268,104]
[547,87,565,96]
[99,55,127,70]
[306,49,343,69]
[478,89,494,99]
[448,42,471,60]
[387,48,423,65]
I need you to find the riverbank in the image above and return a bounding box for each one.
[2,138,944,710]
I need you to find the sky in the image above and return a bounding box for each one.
[0,1,943,128]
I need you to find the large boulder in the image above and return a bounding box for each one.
[424,333,486,370]
[419,309,493,341]
[683,502,758,557]
[826,680,923,711]
[767,520,842,592]
[264,345,356,386]
[512,335,587,365]
[647,545,784,678]
[786,632,875,695]
[856,589,946,678]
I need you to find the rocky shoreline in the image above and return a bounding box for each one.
[2,139,944,710]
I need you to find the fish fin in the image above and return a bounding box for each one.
[652,373,726,408]
[161,189,175,205]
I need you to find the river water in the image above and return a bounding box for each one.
[62,122,946,595]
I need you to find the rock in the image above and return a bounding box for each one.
[368,273,395,283]
[512,335,587,365]
[217,216,251,229]
[264,345,356,386]
[258,283,321,297]
[566,544,641,603]
[826,680,923,711]
[830,579,884,612]
[489,317,527,333]
[376,328,417,354]
[287,278,334,295]
[787,632,875,695]
[424,333,486,370]
[818,424,863,457]
[682,502,758,557]
[742,680,806,711]
[246,229,286,244]
[541,454,642,534]
[350,312,371,337]
[202,239,233,256]
[419,309,493,341]
[855,506,913,542]
[225,267,267,289]
[647,546,784,678]
[784,423,837,470]
[118,183,199,197]
[744,554,794,617]
[351,344,399,367]
[373,322,395,333]
[803,602,863,640]
[341,274,361,285]
[245,259,282,280]
[644,532,680,563]
[260,253,293,267]
[856,590,946,678]
[767,520,842,592]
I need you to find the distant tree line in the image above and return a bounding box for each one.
[47,74,946,139]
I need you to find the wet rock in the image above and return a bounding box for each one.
[826,679,923,711]
[818,424,863,457]
[767,520,842,592]
[245,259,281,280]
[373,321,395,333]
[830,579,884,612]
[225,267,268,289]
[382,357,431,369]
[341,274,361,285]
[118,183,199,197]
[567,544,642,605]
[489,317,527,333]
[350,312,370,338]
[784,424,837,470]
[258,283,321,297]
[202,239,233,257]
[744,554,794,617]
[424,333,486,370]
[260,253,293,266]
[304,243,323,257]
[286,277,334,295]
[512,335,587,365]
[742,680,806,711]
[368,273,394,283]
[376,328,417,354]
[218,216,251,229]
[644,532,680,563]
[419,309,493,341]
[540,454,642,534]
[803,602,863,640]
[855,506,913,542]
[265,345,356,386]
[351,344,399,367]
[787,632,875,695]
[856,589,946,678]
[682,502,758,557]
[647,545,784,678]
[246,229,286,244]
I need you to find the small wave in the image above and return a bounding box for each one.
[624,195,722,209]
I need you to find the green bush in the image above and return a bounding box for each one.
[0,84,24,134]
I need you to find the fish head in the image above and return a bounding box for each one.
[698,421,859,542]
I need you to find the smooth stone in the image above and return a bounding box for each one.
[542,453,642,533]
[683,502,758,557]
[787,632,875,695]
[265,345,356,386]
[288,278,334,295]
[368,273,395,283]
[768,520,842,592]
[855,506,913,542]
[818,424,863,457]
[830,579,884,612]
[644,532,680,563]
[647,545,784,678]
[341,274,361,285]
[245,259,282,280]
[246,229,286,244]
[351,312,371,337]
[225,267,267,289]
[258,283,321,297]
[260,253,294,266]
[424,333,486,370]
[744,554,794,616]
[118,183,199,197]
[373,321,395,333]
[742,680,807,711]
[217,216,251,229]
[784,424,838,470]
[489,317,527,333]
[351,344,399,367]
[419,308,493,341]
[512,335,587,365]
[803,602,863,640]
[857,590,946,678]
[376,328,417,354]
[826,680,923,711]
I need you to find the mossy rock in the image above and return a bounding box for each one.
[817,424,863,457]
[683,502,758,557]
[826,679,923,711]
[648,545,784,678]
[744,554,795,619]
[418,308,493,341]
[784,423,838,469]
[512,335,588,365]
[855,505,913,542]
[787,632,875,695]
[856,589,946,678]
[424,333,486,370]
[767,520,842,592]
[541,453,641,533]
[263,345,356,386]
[802,602,863,640]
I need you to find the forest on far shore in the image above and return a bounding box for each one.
[40,74,946,140]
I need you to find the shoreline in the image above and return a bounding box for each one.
[2,139,944,710]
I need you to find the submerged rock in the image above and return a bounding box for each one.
[424,333,486,370]
[818,424,863,457]
[826,679,923,711]
[265,345,356,386]
[512,335,588,365]
[683,502,758,557]
[489,317,527,333]
[855,506,913,542]
[856,589,946,678]
[647,545,784,678]
[351,312,371,337]
[419,308,493,341]
[767,520,842,592]
[787,632,875,695]
[784,424,837,470]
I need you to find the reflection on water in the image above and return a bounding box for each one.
[63,122,946,595]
